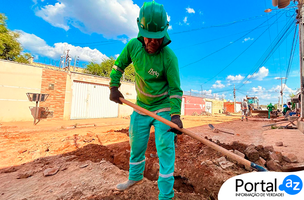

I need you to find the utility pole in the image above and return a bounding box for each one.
[275,77,286,111]
[233,85,236,113]
[299,3,304,118]
[278,96,280,110]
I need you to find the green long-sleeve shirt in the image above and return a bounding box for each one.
[110,37,183,115]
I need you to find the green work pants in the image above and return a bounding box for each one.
[268,111,271,119]
[129,111,175,200]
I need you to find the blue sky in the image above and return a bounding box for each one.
[0,0,300,105]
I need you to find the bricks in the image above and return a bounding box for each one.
[244,144,259,162]
[40,69,67,120]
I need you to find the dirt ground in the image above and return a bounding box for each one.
[0,114,303,200]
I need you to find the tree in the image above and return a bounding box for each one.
[85,57,135,82]
[0,13,23,61]
[14,52,32,64]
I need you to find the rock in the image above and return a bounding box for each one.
[282,153,298,163]
[234,150,245,158]
[264,146,274,152]
[17,170,34,179]
[201,160,213,165]
[275,142,283,146]
[255,145,264,151]
[244,145,259,162]
[43,167,59,177]
[266,160,282,171]
[269,152,283,163]
[80,164,89,168]
[216,157,226,164]
[219,160,234,170]
[256,157,266,167]
[282,163,304,172]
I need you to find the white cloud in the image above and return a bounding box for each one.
[115,54,120,58]
[242,37,254,43]
[226,74,244,82]
[247,66,269,81]
[251,86,272,100]
[35,2,69,31]
[269,84,296,94]
[34,0,140,39]
[167,13,171,22]
[183,16,188,23]
[249,84,296,104]
[203,90,212,95]
[186,7,195,14]
[17,30,108,63]
[212,80,225,89]
[252,86,266,93]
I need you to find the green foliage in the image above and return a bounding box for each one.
[14,52,32,64]
[85,57,135,82]
[289,93,295,98]
[0,13,23,61]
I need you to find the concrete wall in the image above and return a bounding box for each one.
[0,60,43,122]
[183,95,205,115]
[205,98,224,115]
[0,59,136,122]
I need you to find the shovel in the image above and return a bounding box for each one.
[120,98,267,172]
[208,124,234,135]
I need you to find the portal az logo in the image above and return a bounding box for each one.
[279,175,303,195]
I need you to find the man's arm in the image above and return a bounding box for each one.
[109,41,132,88]
[109,41,132,104]
[166,56,183,115]
[166,56,183,134]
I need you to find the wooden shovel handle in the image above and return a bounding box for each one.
[120,98,267,171]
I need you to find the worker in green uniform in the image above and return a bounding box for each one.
[109,1,183,199]
[267,103,275,119]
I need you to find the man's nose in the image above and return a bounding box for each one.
[150,39,157,44]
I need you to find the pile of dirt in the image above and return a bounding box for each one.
[62,131,248,199]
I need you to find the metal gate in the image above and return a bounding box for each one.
[205,101,212,114]
[71,81,118,119]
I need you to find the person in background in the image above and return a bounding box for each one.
[282,104,290,115]
[267,103,275,119]
[241,98,248,121]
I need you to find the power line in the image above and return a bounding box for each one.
[170,10,286,36]
[237,14,296,89]
[204,11,285,84]
[69,10,285,46]
[173,21,287,51]
[283,24,299,89]
[180,13,282,69]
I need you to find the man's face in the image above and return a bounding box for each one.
[143,37,164,54]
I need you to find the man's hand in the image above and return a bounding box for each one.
[109,87,124,104]
[168,115,183,135]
